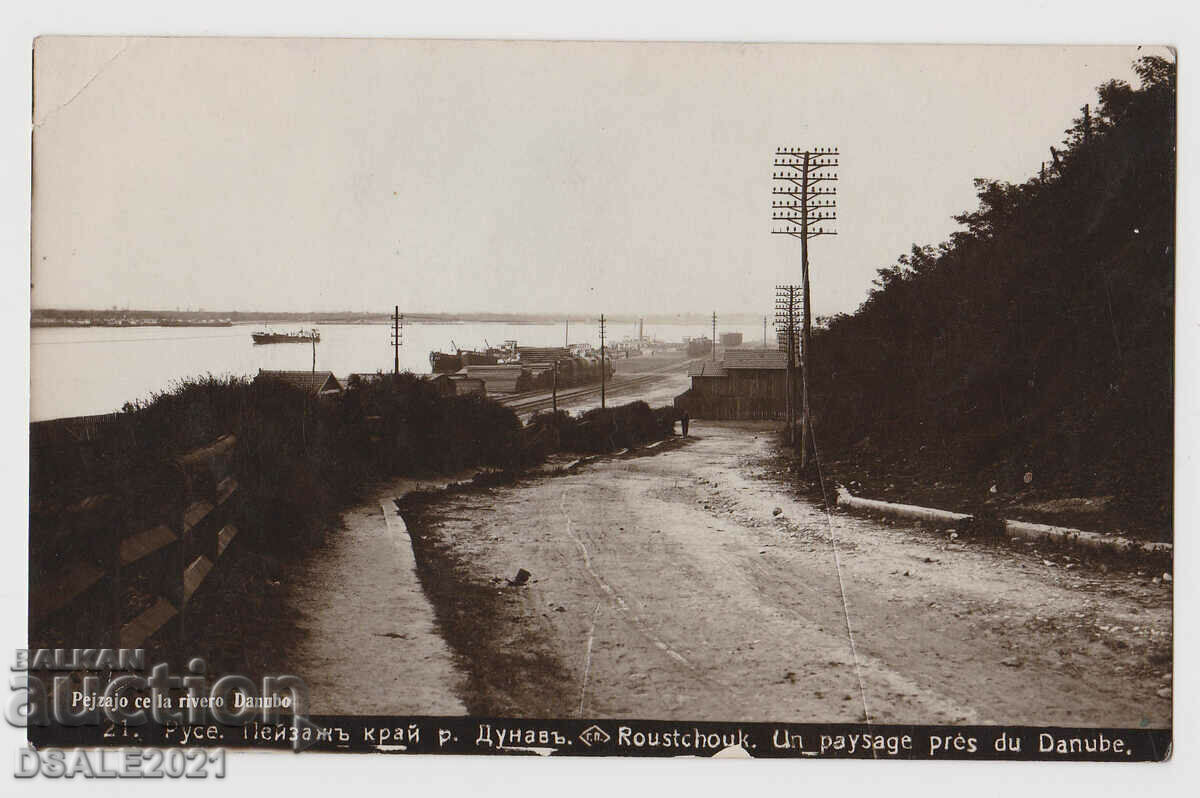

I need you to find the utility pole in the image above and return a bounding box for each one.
[773,147,838,466]
[711,311,717,361]
[775,285,801,445]
[391,306,404,375]
[599,314,607,409]
[552,360,559,414]
[565,318,569,348]
[311,329,317,373]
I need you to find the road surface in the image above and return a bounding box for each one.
[272,359,691,715]
[401,421,1173,726]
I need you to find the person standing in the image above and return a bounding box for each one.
[680,410,690,437]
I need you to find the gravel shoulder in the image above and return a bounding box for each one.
[276,478,471,716]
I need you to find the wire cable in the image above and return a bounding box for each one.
[806,415,874,731]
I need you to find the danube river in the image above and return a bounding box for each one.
[30,320,763,421]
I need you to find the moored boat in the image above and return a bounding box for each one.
[429,350,499,373]
[429,341,503,373]
[252,329,320,345]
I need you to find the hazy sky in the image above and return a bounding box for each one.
[31,39,1158,318]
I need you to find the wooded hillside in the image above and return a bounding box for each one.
[809,57,1175,538]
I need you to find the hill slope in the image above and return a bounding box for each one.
[807,57,1175,540]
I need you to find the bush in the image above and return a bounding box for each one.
[546,401,674,453]
[33,370,681,563]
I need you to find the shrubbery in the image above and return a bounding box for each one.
[529,401,677,453]
[32,373,678,560]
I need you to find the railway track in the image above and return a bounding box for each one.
[499,373,657,414]
[498,359,698,416]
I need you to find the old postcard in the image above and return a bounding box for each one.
[23,38,1174,766]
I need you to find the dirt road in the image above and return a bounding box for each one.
[402,421,1173,726]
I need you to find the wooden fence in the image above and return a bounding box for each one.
[30,433,242,649]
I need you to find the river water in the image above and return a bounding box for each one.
[30,320,762,421]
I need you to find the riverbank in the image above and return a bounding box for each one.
[31,319,721,421]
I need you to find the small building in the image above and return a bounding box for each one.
[674,349,791,419]
[719,332,743,347]
[686,337,713,357]
[256,370,344,397]
[463,364,525,394]
[424,372,487,398]
[684,359,729,395]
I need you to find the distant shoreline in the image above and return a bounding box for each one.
[31,310,766,328]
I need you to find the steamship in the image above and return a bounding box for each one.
[251,329,320,345]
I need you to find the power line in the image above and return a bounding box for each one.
[806,411,874,731]
[598,314,607,410]
[772,146,839,467]
[775,285,802,445]
[390,306,404,375]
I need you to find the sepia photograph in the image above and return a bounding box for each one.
[22,34,1176,766]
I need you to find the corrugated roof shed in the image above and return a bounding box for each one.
[256,370,344,395]
[517,346,571,364]
[687,361,729,377]
[722,349,788,370]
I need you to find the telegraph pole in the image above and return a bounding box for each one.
[552,360,559,414]
[391,306,404,375]
[775,285,801,445]
[711,311,717,361]
[599,314,607,409]
[773,147,838,466]
[311,329,317,373]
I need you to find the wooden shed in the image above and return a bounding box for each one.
[674,349,791,419]
[424,373,487,398]
[463,364,525,394]
[256,370,344,397]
